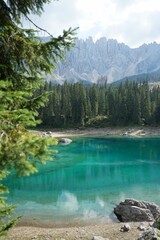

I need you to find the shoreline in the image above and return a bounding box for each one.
[37,126,160,138]
[3,222,149,240]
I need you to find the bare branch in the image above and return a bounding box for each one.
[25,15,53,38]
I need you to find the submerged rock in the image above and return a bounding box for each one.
[114,199,160,222]
[58,138,72,145]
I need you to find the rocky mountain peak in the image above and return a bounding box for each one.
[52,37,160,84]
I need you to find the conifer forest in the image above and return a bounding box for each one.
[38,81,160,128]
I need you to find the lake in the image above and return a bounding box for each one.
[5,136,160,226]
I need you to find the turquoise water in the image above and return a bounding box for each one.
[4,136,160,226]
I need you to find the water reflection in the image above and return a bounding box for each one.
[4,137,160,224]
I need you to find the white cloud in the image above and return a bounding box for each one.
[23,0,160,47]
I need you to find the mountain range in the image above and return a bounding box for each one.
[48,37,160,84]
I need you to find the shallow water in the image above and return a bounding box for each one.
[5,136,160,226]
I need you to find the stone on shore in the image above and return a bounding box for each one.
[58,138,72,145]
[153,216,160,229]
[92,236,109,240]
[138,223,146,231]
[120,224,131,232]
[114,199,160,222]
[138,227,160,240]
[42,131,52,137]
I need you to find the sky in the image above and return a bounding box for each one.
[23,0,160,48]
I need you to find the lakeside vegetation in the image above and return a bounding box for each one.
[37,81,160,128]
[0,0,76,236]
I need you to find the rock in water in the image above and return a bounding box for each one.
[58,138,72,145]
[114,199,160,222]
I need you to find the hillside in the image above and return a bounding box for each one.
[113,68,160,86]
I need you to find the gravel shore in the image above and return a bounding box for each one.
[2,222,150,240]
[38,126,160,138]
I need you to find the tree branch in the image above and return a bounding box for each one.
[25,15,53,38]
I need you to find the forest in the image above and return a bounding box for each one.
[37,81,160,128]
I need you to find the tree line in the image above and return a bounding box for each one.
[37,81,160,128]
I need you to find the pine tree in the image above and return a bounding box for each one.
[86,88,92,121]
[140,81,151,124]
[133,92,141,124]
[107,85,117,125]
[78,84,87,125]
[52,84,62,127]
[98,87,106,115]
[90,84,98,117]
[61,82,72,126]
[117,83,128,125]
[0,0,76,235]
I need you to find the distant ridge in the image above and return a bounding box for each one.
[44,37,160,84]
[113,68,160,85]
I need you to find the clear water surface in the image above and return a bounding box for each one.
[5,136,160,226]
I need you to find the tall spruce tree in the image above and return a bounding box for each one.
[140,82,151,124]
[0,0,76,236]
[90,84,98,117]
[61,82,72,126]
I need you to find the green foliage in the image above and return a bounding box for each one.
[0,171,20,237]
[86,116,108,127]
[0,0,76,235]
[155,217,160,230]
[4,0,51,22]
[38,81,160,128]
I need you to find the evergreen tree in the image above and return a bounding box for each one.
[154,101,160,124]
[70,83,79,124]
[153,86,160,123]
[117,83,128,125]
[140,82,151,124]
[52,84,62,127]
[0,0,76,235]
[133,92,141,124]
[85,88,92,121]
[90,84,98,117]
[98,87,106,115]
[61,82,72,126]
[78,84,87,125]
[107,85,117,125]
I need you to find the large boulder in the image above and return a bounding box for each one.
[114,199,160,222]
